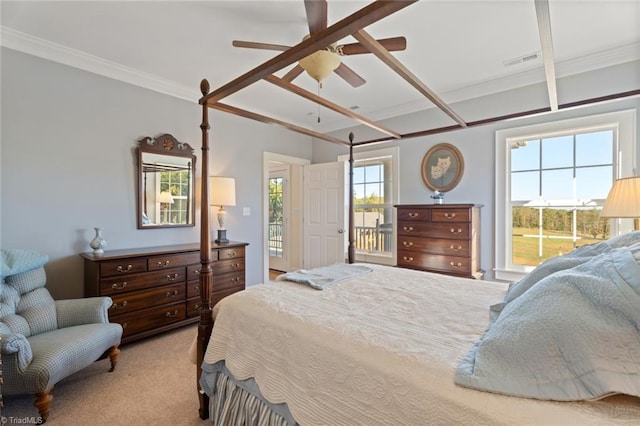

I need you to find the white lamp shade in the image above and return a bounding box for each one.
[299,50,341,82]
[158,191,174,204]
[600,176,640,218]
[210,177,236,207]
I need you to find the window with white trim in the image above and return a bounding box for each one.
[495,110,636,282]
[339,146,399,265]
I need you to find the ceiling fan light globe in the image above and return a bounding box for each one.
[298,50,341,83]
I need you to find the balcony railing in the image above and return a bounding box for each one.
[268,222,392,256]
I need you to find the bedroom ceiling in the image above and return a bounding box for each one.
[1,1,639,137]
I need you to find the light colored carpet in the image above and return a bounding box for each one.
[1,324,210,425]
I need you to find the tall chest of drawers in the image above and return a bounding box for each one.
[81,242,248,344]
[395,204,483,279]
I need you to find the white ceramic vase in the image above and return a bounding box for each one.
[89,227,107,255]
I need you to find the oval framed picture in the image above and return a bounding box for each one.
[420,143,464,192]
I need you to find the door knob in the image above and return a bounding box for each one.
[338,229,344,234]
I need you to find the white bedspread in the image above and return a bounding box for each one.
[203,264,640,425]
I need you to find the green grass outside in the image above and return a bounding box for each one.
[512,227,604,266]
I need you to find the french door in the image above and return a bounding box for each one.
[269,165,290,272]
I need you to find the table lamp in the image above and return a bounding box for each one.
[158,191,174,224]
[210,177,236,243]
[600,176,640,231]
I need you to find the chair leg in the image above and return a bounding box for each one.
[33,387,53,423]
[107,344,120,372]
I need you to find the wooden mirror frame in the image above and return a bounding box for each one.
[136,133,197,229]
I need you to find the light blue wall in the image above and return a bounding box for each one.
[312,66,640,280]
[1,48,312,298]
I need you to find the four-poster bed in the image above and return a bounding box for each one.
[193,0,640,423]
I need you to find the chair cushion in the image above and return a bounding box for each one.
[2,323,122,395]
[2,267,57,336]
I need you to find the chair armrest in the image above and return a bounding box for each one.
[55,297,113,328]
[0,332,33,372]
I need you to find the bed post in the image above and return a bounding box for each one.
[348,132,355,264]
[197,79,213,420]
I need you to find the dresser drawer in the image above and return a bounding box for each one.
[99,266,186,295]
[431,208,470,222]
[219,247,245,260]
[99,258,147,278]
[187,298,202,318]
[397,208,430,222]
[148,252,201,271]
[398,222,470,240]
[398,236,471,257]
[397,251,471,274]
[109,282,186,316]
[214,271,245,293]
[213,258,245,275]
[114,302,186,338]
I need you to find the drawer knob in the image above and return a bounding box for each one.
[450,228,462,234]
[194,304,201,310]
[166,273,179,281]
[194,286,200,292]
[231,262,240,269]
[111,301,128,310]
[408,212,419,218]
[449,244,462,251]
[444,212,457,219]
[402,241,414,247]
[166,290,179,297]
[116,264,133,273]
[166,310,178,318]
[194,270,200,275]
[449,261,463,267]
[226,250,237,257]
[111,282,127,290]
[157,260,170,268]
[122,322,128,329]
[403,226,414,232]
[231,277,240,283]
[402,256,414,262]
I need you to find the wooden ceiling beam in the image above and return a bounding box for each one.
[210,102,349,146]
[201,1,417,106]
[354,89,640,145]
[352,28,467,127]
[535,0,559,111]
[264,75,401,139]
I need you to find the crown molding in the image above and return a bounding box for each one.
[0,26,198,102]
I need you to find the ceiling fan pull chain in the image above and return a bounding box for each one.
[317,82,321,123]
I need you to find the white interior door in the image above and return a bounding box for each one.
[304,162,346,269]
[269,165,290,272]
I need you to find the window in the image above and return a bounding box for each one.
[495,109,636,281]
[339,147,399,265]
[160,168,191,224]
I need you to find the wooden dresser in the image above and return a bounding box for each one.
[81,241,248,344]
[395,204,483,279]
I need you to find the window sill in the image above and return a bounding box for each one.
[493,268,529,283]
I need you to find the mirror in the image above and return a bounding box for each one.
[136,134,196,229]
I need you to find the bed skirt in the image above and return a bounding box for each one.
[203,361,297,426]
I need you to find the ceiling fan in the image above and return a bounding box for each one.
[231,0,407,88]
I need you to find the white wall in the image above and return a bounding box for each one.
[1,48,312,298]
[313,70,640,280]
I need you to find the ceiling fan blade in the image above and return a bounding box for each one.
[232,40,291,52]
[334,63,366,88]
[282,65,304,82]
[304,0,327,35]
[339,36,407,55]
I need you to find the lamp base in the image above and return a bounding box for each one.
[215,229,229,244]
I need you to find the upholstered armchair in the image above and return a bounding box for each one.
[0,249,123,423]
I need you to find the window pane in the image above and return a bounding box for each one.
[576,131,613,166]
[511,139,540,171]
[353,208,392,254]
[353,167,365,184]
[364,182,381,200]
[353,183,365,205]
[576,166,612,201]
[541,169,574,200]
[511,171,539,201]
[541,135,573,169]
